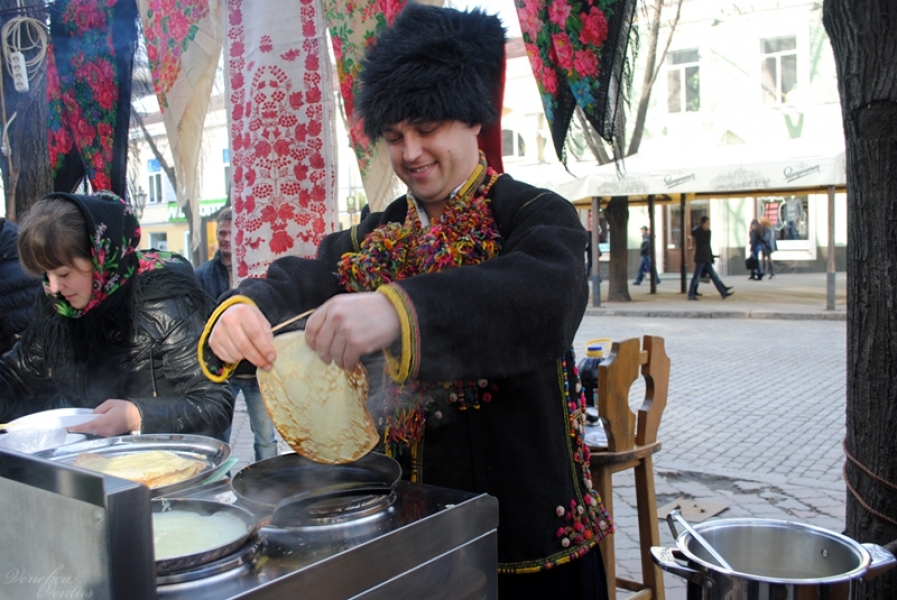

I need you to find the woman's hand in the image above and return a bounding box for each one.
[67,400,142,437]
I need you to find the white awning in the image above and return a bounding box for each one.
[507,140,846,203]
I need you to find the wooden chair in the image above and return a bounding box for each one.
[590,335,670,600]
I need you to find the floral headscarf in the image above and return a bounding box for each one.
[45,191,170,319]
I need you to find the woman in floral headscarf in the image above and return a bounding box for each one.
[0,192,233,438]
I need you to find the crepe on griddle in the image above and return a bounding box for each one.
[73,450,206,488]
[257,330,377,464]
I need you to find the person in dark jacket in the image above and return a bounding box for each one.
[195,208,276,460]
[0,218,42,355]
[199,6,611,599]
[748,218,768,280]
[759,216,777,278]
[195,208,233,301]
[633,225,660,285]
[688,216,734,300]
[0,192,233,437]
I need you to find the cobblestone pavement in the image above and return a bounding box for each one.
[229,301,848,599]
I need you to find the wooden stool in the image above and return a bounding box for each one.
[590,335,670,600]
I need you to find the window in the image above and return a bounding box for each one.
[758,195,809,250]
[148,232,168,251]
[148,172,164,204]
[147,159,164,204]
[760,36,797,104]
[501,129,526,157]
[667,49,700,113]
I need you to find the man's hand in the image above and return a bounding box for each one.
[305,293,400,370]
[68,400,141,437]
[209,303,276,371]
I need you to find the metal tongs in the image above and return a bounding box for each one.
[667,509,734,571]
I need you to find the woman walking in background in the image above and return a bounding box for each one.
[759,217,776,278]
[748,219,767,280]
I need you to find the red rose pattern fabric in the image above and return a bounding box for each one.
[138,0,223,247]
[47,0,138,196]
[225,0,338,281]
[321,0,410,211]
[515,0,637,162]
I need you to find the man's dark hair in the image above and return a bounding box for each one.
[356,4,506,141]
[700,216,709,225]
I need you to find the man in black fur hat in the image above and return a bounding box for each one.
[202,4,610,598]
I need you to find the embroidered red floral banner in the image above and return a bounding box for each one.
[47,0,138,195]
[137,0,223,245]
[516,0,636,162]
[225,0,338,281]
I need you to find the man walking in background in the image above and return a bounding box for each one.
[195,208,278,461]
[633,225,660,285]
[688,216,734,300]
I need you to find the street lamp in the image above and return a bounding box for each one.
[134,186,148,218]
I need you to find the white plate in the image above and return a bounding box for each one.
[10,408,98,430]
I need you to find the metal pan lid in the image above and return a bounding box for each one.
[232,452,400,520]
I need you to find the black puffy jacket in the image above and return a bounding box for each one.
[0,218,41,355]
[0,268,234,436]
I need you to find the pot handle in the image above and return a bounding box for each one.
[862,544,897,581]
[650,546,712,588]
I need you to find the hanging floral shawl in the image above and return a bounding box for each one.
[45,192,170,319]
[47,0,138,196]
[515,0,637,162]
[321,0,410,211]
[137,0,223,251]
[337,153,502,454]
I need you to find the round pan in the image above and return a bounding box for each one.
[231,452,401,513]
[152,498,259,574]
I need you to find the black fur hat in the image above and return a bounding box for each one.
[356,3,506,141]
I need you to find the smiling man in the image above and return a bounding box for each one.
[200,4,611,598]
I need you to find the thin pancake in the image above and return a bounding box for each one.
[73,450,205,488]
[257,330,376,464]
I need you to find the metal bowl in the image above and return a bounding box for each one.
[33,434,230,497]
[152,498,259,575]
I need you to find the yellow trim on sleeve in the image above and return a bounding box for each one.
[197,295,259,383]
[377,285,413,383]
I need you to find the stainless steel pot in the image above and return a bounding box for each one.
[651,517,897,600]
[152,498,259,575]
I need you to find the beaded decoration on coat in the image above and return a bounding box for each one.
[337,153,502,455]
[549,354,613,565]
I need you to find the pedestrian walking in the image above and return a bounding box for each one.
[633,225,660,285]
[748,219,768,280]
[759,216,776,278]
[688,216,733,300]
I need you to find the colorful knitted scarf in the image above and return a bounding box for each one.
[45,192,171,319]
[337,153,502,454]
[338,154,501,291]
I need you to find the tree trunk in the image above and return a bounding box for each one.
[627,0,683,157]
[823,2,897,598]
[0,0,51,221]
[605,196,631,301]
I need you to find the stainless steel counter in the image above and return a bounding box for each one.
[1,448,499,600]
